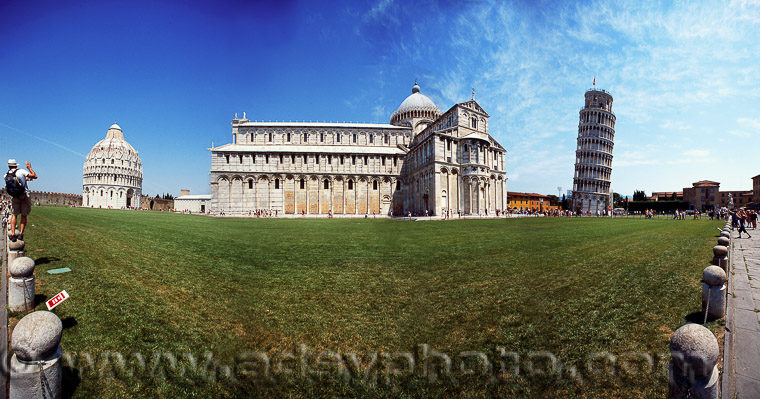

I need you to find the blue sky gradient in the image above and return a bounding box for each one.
[2,0,759,197]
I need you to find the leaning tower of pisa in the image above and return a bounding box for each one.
[571,85,615,214]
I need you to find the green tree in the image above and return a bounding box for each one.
[633,190,647,201]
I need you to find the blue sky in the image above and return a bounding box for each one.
[1,0,759,197]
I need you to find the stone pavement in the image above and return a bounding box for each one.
[723,229,760,398]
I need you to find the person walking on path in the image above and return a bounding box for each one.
[5,159,37,242]
[738,210,752,238]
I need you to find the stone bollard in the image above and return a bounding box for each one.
[9,257,36,313]
[717,236,729,247]
[702,266,726,320]
[669,323,720,399]
[719,230,730,239]
[7,240,25,265]
[710,245,728,272]
[10,311,63,399]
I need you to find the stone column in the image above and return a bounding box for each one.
[702,266,726,321]
[8,240,25,265]
[711,245,728,273]
[668,323,720,399]
[10,311,63,399]
[9,257,35,313]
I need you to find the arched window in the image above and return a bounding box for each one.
[323,179,329,189]
[471,117,477,129]
[300,179,305,189]
[275,178,280,189]
[396,181,401,190]
[249,180,253,189]
[348,180,353,190]
[373,181,378,190]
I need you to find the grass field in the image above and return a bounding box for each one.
[21,206,723,398]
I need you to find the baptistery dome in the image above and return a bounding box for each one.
[82,123,143,209]
[390,82,442,133]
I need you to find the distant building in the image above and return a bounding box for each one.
[753,174,760,207]
[507,192,558,212]
[175,190,210,213]
[571,87,615,213]
[682,180,720,211]
[679,180,753,211]
[209,82,507,217]
[82,123,143,208]
[650,191,683,201]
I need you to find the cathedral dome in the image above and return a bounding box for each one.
[87,123,140,160]
[390,82,442,127]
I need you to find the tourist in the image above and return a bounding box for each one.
[5,159,38,242]
[738,210,751,238]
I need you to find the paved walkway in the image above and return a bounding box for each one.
[724,229,760,398]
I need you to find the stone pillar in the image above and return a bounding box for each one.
[710,245,728,273]
[10,311,63,399]
[8,240,25,265]
[668,323,720,399]
[702,266,726,321]
[9,257,36,313]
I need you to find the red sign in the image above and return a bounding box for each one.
[46,290,69,311]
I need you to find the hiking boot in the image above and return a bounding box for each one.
[17,234,23,241]
[9,234,16,242]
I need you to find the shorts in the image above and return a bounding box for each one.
[11,194,31,216]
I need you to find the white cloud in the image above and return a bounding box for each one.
[361,0,760,194]
[683,150,710,157]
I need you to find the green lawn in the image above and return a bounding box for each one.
[22,206,722,398]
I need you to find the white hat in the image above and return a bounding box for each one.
[7,159,17,167]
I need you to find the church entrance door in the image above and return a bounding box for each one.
[381,195,391,215]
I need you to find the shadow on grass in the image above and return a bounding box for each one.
[62,366,81,399]
[61,317,78,330]
[34,257,60,265]
[34,294,48,308]
[685,311,705,324]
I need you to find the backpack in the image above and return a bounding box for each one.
[4,170,25,198]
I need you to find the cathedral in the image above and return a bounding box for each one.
[209,83,507,217]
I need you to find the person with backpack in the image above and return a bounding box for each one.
[5,159,37,242]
